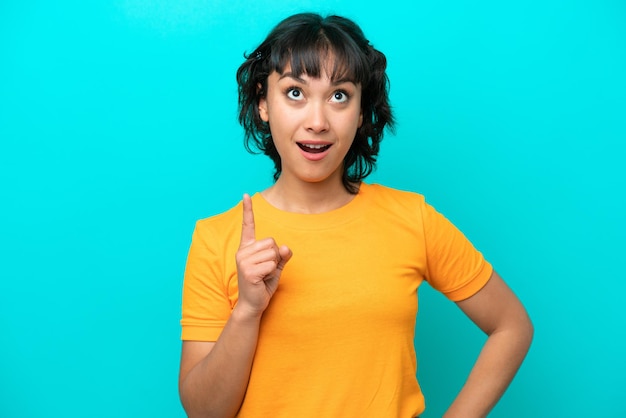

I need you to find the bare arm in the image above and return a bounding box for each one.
[178,195,292,418]
[444,270,534,418]
[179,313,259,418]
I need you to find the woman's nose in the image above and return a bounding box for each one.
[304,102,330,133]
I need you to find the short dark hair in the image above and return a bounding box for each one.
[236,13,394,194]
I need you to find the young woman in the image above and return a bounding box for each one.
[179,13,533,418]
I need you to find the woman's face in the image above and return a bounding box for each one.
[258,61,363,188]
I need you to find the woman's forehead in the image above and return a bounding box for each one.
[273,51,359,83]
[272,62,358,85]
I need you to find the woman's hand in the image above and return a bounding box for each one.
[235,194,292,317]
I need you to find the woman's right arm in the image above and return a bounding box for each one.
[178,308,262,418]
[178,194,292,417]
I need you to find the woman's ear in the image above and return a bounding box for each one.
[257,83,269,122]
[258,98,269,122]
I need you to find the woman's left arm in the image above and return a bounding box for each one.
[444,270,534,418]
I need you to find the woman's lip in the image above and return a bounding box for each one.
[297,142,332,153]
[297,141,333,146]
[297,142,332,161]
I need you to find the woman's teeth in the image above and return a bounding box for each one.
[298,143,331,153]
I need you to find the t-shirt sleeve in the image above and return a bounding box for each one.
[421,200,493,301]
[180,221,233,341]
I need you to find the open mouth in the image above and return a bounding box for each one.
[297,143,332,154]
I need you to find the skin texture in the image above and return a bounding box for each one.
[448,271,533,417]
[258,64,363,214]
[178,62,533,418]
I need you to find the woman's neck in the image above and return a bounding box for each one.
[261,176,359,214]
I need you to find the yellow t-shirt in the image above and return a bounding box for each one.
[181,183,492,417]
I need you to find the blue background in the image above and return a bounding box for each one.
[1,0,624,416]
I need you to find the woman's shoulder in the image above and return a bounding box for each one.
[359,183,430,225]
[194,199,243,237]
[361,183,426,206]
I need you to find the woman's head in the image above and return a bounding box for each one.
[236,13,394,193]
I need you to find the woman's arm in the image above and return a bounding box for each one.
[179,195,292,417]
[444,270,534,418]
[178,308,262,418]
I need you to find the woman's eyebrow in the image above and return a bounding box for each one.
[331,78,357,86]
[278,72,357,87]
[278,72,307,83]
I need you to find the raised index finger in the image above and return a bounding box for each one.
[240,193,256,247]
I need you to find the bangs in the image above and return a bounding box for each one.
[267,26,369,84]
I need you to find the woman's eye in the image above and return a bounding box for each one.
[286,88,303,100]
[331,91,349,103]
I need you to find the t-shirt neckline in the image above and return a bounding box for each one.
[251,183,371,230]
